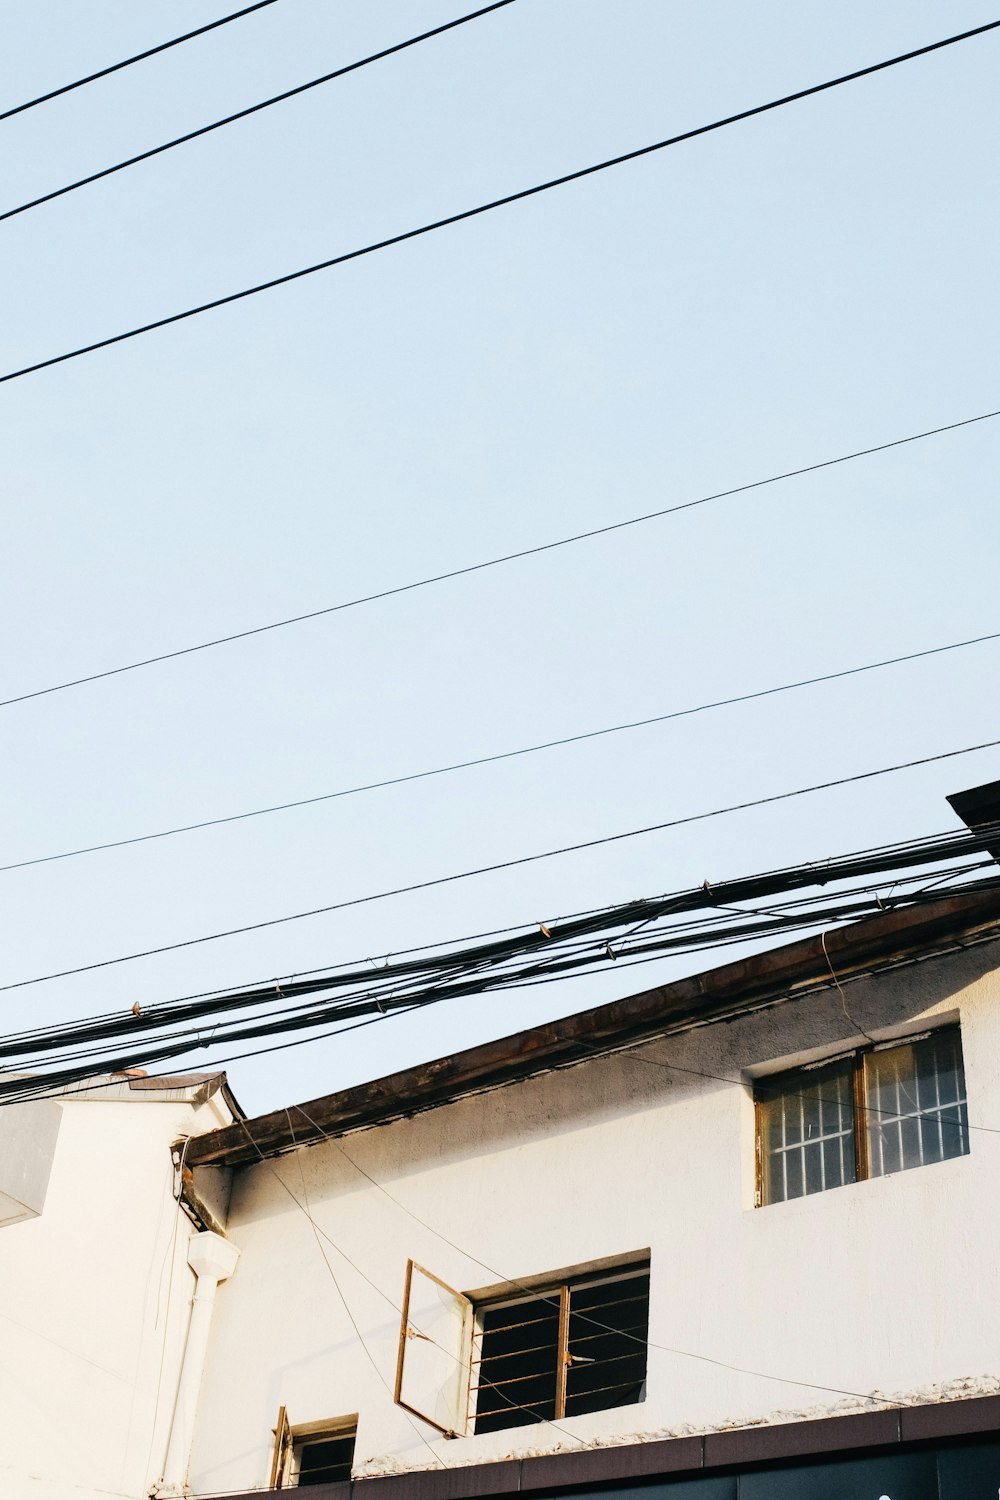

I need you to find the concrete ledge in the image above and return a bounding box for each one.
[194,1393,1000,1497]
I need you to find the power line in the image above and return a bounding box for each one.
[10,859,987,1073]
[294,1106,903,1411]
[243,1116,583,1454]
[277,1111,901,1439]
[9,817,955,1027]
[4,17,998,386]
[4,865,994,1106]
[0,2,517,225]
[2,734,999,996]
[2,822,991,1074]
[9,826,956,1046]
[276,1112,453,1471]
[4,407,999,712]
[0,2,281,123]
[4,626,997,875]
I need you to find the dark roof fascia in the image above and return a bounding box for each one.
[185,888,1000,1168]
[193,1391,1000,1498]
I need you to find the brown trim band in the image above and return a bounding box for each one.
[197,1391,1000,1498]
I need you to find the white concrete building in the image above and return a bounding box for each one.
[5,875,1000,1498]
[177,884,1000,1500]
[0,1071,239,1500]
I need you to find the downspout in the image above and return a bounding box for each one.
[153,1230,240,1498]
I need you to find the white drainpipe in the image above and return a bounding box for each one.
[153,1230,240,1498]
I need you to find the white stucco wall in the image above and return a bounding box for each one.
[0,1080,233,1500]
[188,941,1000,1494]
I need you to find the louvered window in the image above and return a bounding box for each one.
[756,1027,969,1206]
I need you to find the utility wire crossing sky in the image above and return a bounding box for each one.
[2,16,998,384]
[0,0,282,122]
[4,733,999,996]
[0,1,517,224]
[3,626,998,876]
[3,405,998,709]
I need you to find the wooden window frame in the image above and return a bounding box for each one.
[754,1025,966,1207]
[270,1406,293,1490]
[470,1261,649,1429]
[269,1409,358,1489]
[394,1260,474,1438]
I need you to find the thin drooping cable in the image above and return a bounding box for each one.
[4,18,998,386]
[4,411,998,712]
[4,407,997,713]
[821,928,875,1044]
[5,626,998,875]
[241,1118,587,1451]
[276,1112,452,1470]
[0,2,517,225]
[570,1036,997,1145]
[3,734,999,997]
[290,1104,899,1411]
[0,2,280,123]
[250,1115,897,1444]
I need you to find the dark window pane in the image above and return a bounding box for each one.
[474,1264,650,1433]
[565,1272,649,1418]
[474,1295,560,1434]
[865,1030,969,1178]
[296,1431,355,1487]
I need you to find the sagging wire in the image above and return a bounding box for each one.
[289,1104,901,1412]
[1,847,997,1106]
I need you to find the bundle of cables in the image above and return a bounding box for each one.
[1,821,998,1105]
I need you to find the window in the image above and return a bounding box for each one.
[270,1409,356,1489]
[294,1432,356,1487]
[472,1263,650,1434]
[756,1027,969,1206]
[394,1257,649,1438]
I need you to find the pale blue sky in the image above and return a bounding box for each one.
[2,1,999,1114]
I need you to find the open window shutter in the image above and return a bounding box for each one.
[269,1405,292,1489]
[394,1260,473,1437]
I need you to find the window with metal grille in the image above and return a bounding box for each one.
[756,1027,969,1206]
[471,1262,650,1434]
